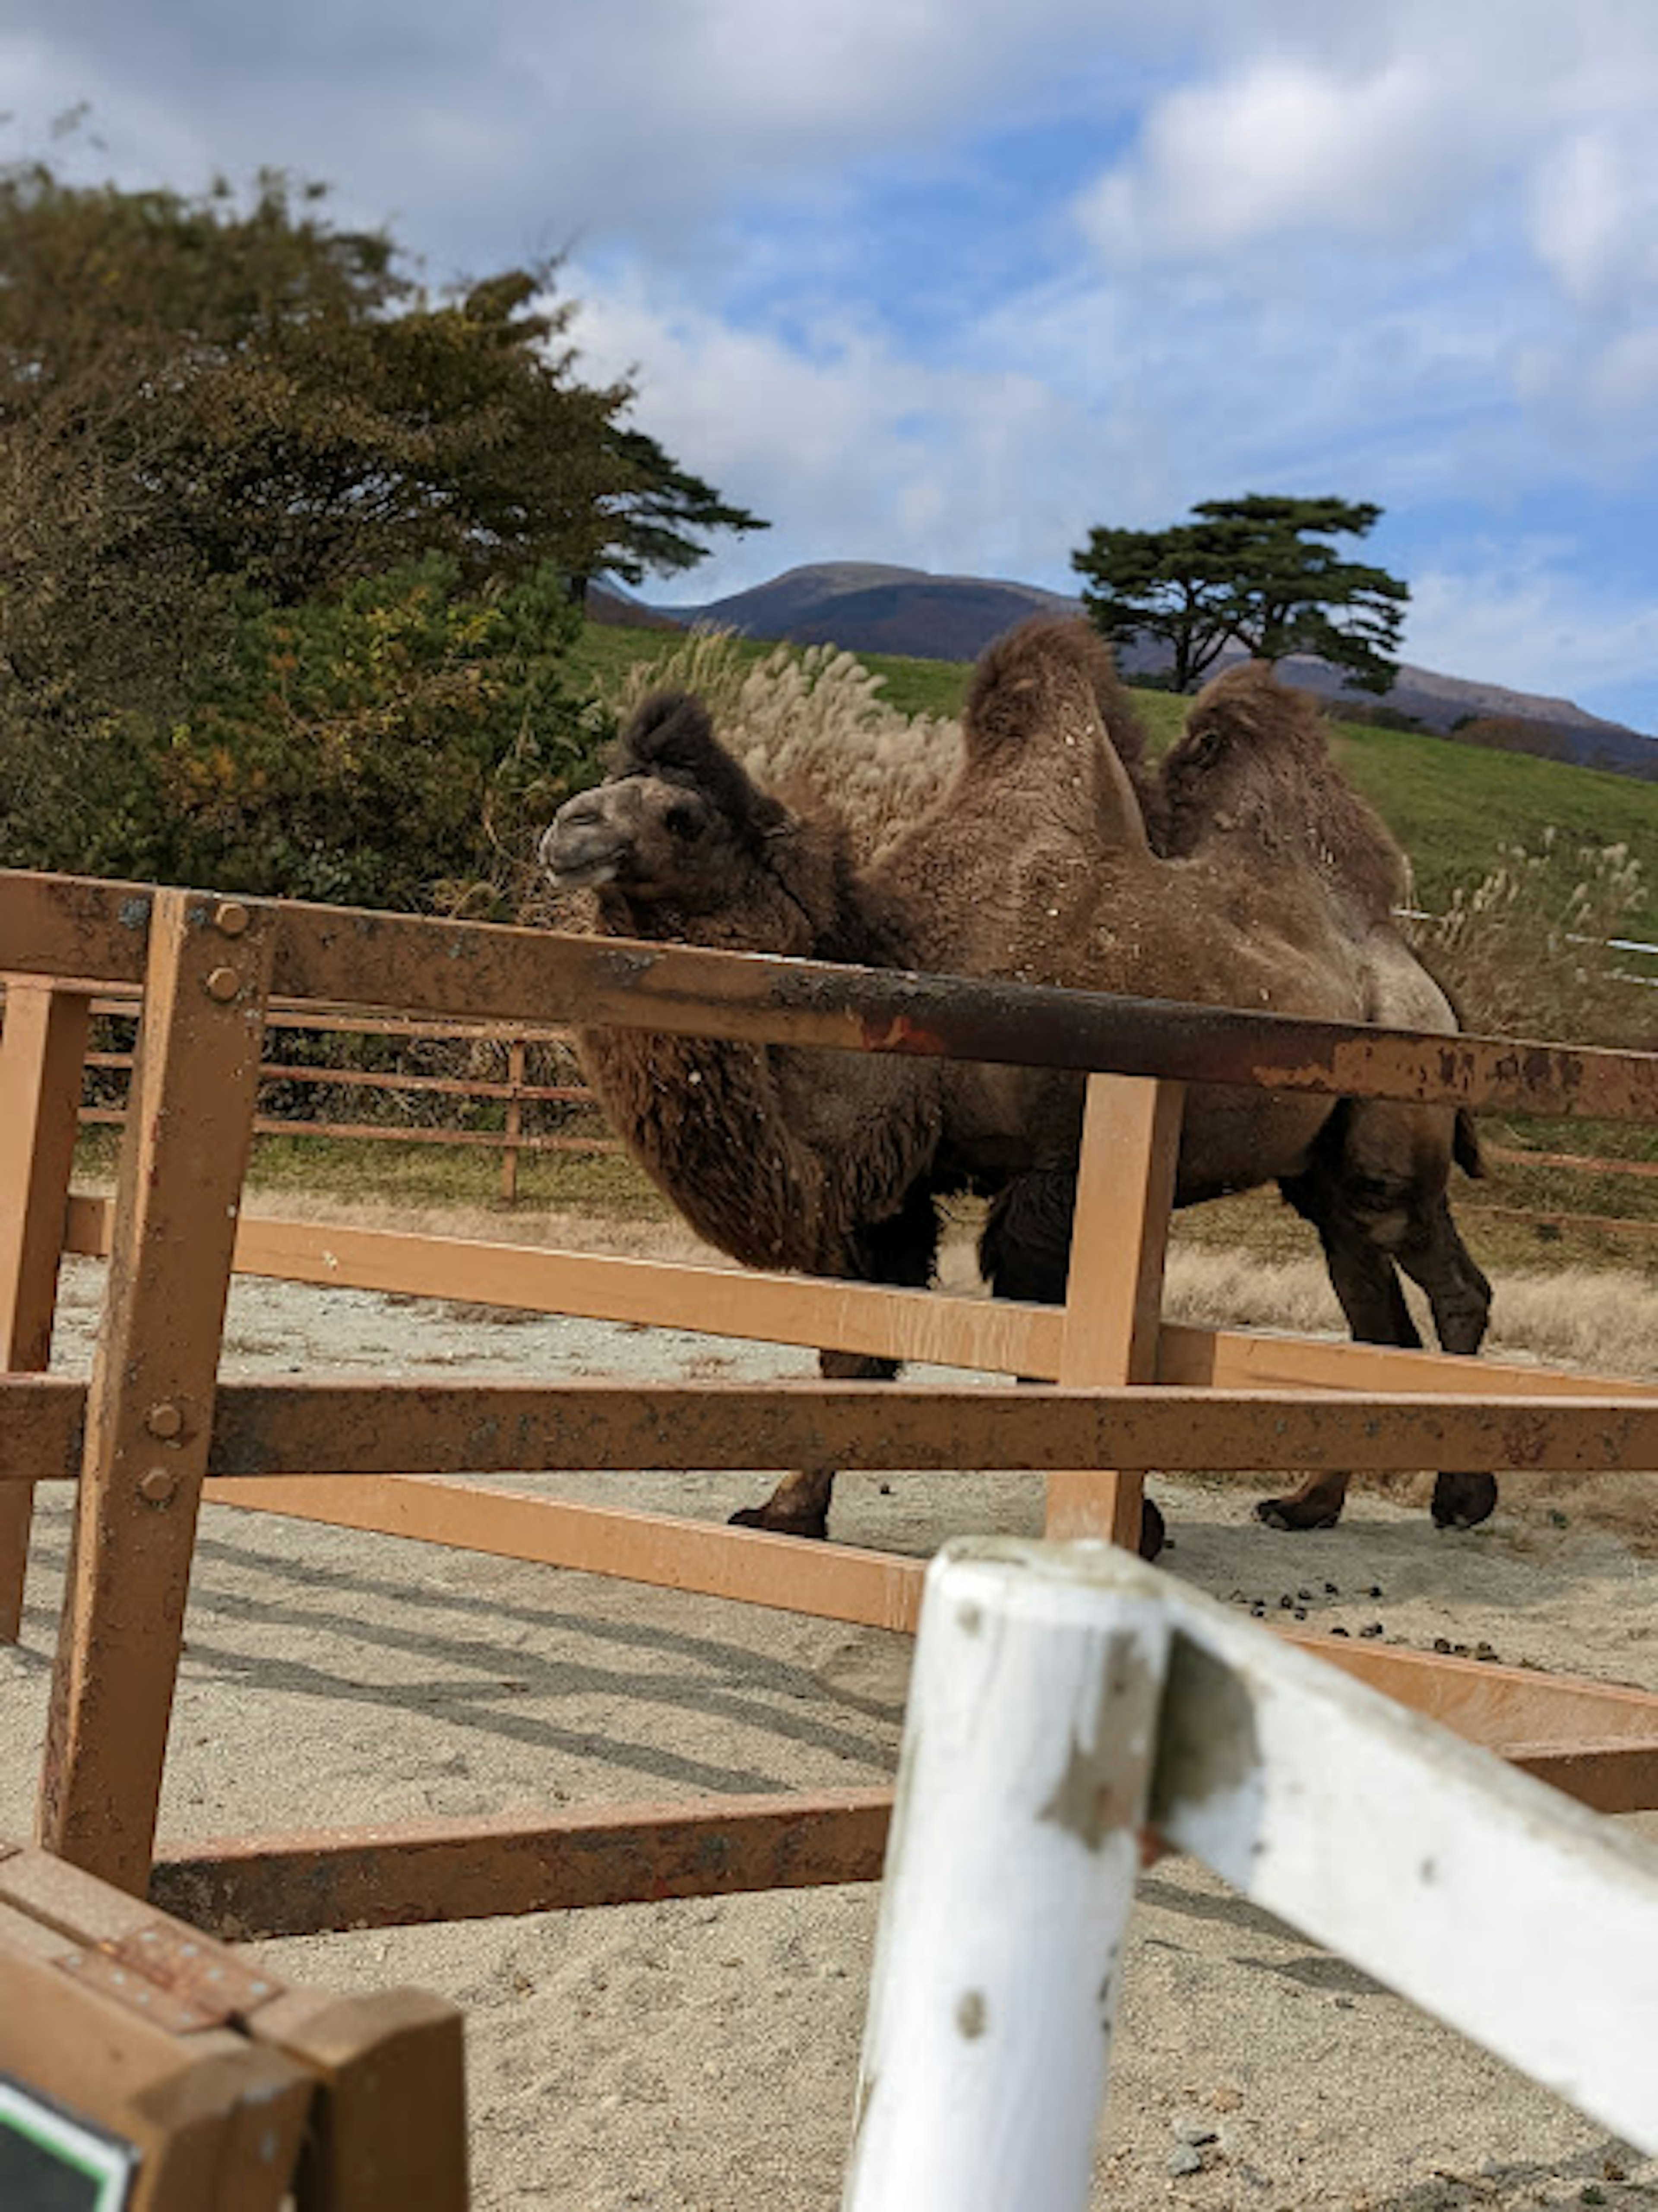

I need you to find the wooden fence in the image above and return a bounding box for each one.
[13,977,1658,1231]
[2,868,1658,1952]
[844,1540,1658,2208]
[13,982,617,1202]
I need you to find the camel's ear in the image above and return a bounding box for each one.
[612,690,788,839]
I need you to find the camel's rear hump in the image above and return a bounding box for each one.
[1160,662,1407,923]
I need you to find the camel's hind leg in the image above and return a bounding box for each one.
[1258,1182,1420,1531]
[1395,1193,1495,1528]
[1269,1102,1494,1533]
[728,1183,941,1541]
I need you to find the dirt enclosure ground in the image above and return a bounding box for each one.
[2,1218,1655,2211]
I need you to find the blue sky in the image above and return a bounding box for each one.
[7,1,1658,729]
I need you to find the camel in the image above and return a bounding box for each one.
[539,618,1492,1551]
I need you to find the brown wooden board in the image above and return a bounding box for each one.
[1047,1075,1183,1547]
[0,1843,466,2209]
[151,1790,897,1939]
[0,1892,312,2212]
[63,1196,1062,1375]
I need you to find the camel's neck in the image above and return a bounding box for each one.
[577,834,936,1275]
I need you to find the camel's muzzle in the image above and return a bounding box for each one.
[539,796,625,891]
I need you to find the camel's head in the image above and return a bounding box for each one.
[539,690,791,913]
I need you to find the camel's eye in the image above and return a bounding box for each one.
[664,801,703,842]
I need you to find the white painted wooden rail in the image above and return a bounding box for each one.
[842,1539,1658,2210]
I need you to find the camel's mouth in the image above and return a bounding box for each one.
[542,848,622,892]
[538,813,625,892]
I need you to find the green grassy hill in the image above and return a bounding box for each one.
[570,620,1658,912]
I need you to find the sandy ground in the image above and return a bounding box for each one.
[1,1243,1655,2210]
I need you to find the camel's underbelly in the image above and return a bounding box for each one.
[949,1063,1335,1193]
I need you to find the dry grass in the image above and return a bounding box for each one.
[1408,828,1654,1046]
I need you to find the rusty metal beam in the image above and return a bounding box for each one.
[150,1788,895,1940]
[14,1367,1655,1487]
[180,1378,1658,1478]
[257,908,1658,1120]
[38,891,275,1893]
[0,872,152,989]
[9,867,1658,1119]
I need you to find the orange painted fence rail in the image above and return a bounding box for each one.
[2,866,1658,1953]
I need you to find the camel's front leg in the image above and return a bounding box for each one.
[728,1347,894,1540]
[1396,1192,1495,1530]
[729,1186,942,1542]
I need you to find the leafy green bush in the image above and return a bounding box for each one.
[8,557,609,912]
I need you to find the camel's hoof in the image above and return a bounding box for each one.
[1254,1497,1343,1533]
[1431,1472,1498,1531]
[728,1503,830,1541]
[1139,1497,1167,1563]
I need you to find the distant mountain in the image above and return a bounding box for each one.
[651,561,1655,776]
[1269,652,1653,768]
[661,563,1079,662]
[585,580,683,632]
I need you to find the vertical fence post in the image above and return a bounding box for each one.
[842,1539,1171,2212]
[0,981,94,1642]
[37,892,276,1893]
[1046,1074,1184,1549]
[500,1036,526,1205]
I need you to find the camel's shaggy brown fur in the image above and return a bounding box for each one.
[545,689,941,1282]
[961,616,1166,845]
[540,617,1493,1547]
[1160,661,1405,923]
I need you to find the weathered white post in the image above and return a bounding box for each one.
[842,1538,1170,2212]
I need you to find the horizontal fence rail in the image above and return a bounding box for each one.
[9,870,1658,1118]
[9,1376,1658,1482]
[1,972,617,1193]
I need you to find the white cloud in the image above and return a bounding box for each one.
[1406,541,1658,709]
[1061,5,1658,478]
[1530,128,1658,310]
[1076,55,1471,261]
[0,0,1118,264]
[11,0,1658,718]
[571,273,1130,595]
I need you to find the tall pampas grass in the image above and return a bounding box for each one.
[1409,829,1652,1047]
